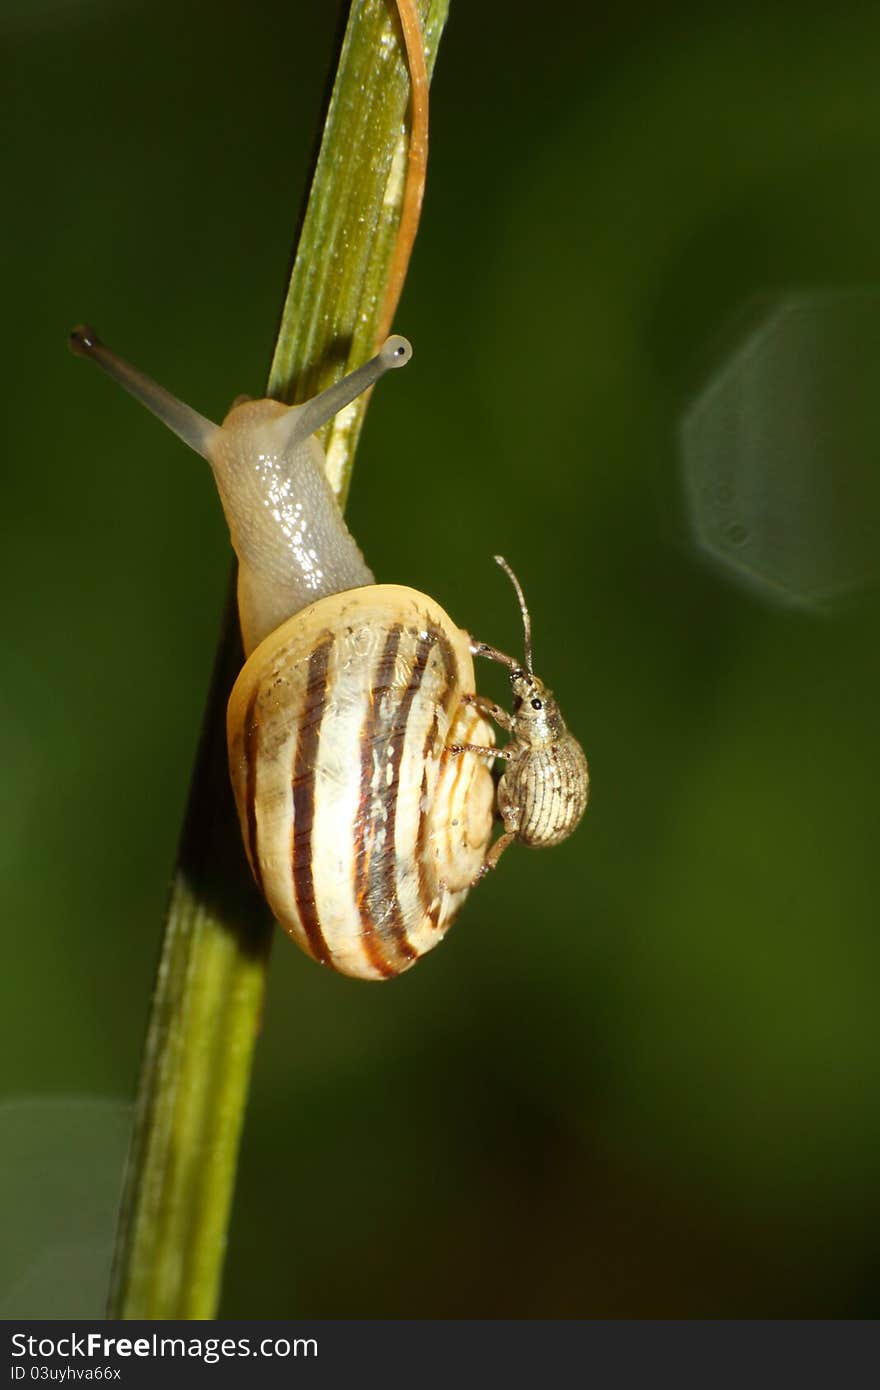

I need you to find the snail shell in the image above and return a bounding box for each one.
[227,585,495,979]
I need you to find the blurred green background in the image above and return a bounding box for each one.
[3,0,880,1318]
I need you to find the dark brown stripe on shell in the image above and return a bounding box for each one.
[353,624,405,978]
[290,633,334,966]
[354,625,448,975]
[411,628,464,922]
[415,722,439,925]
[369,629,437,964]
[242,683,265,897]
[414,625,460,927]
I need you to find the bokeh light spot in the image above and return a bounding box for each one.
[681,291,880,609]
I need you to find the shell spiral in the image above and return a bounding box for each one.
[227,585,496,980]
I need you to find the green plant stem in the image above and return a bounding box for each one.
[106,0,449,1320]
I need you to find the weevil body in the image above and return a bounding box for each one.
[453,557,590,876]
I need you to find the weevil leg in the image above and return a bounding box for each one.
[467,636,521,671]
[461,691,515,733]
[475,830,517,880]
[447,741,512,762]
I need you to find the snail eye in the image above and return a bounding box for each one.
[531,698,543,710]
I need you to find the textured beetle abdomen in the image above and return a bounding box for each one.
[498,738,590,849]
[227,586,495,980]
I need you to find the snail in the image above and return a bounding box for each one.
[70,327,588,979]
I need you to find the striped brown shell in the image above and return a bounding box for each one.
[226,585,496,980]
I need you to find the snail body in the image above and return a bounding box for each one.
[70,326,496,979]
